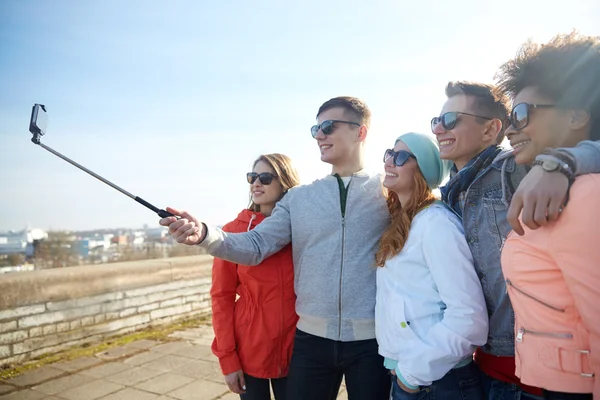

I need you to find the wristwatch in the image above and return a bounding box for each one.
[533,158,560,172]
[532,155,574,179]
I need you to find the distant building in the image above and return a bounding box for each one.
[145,227,169,241]
[74,234,113,257]
[0,229,48,257]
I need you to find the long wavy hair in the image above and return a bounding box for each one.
[248,153,301,212]
[375,170,437,267]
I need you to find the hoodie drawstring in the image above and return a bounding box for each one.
[247,214,256,232]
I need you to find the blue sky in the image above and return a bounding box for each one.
[1,0,599,231]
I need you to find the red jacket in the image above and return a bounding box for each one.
[210,209,298,379]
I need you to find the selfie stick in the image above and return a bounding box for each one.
[29,104,176,219]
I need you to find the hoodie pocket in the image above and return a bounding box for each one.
[389,299,420,344]
[234,296,253,343]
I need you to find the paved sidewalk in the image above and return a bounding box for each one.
[0,324,347,400]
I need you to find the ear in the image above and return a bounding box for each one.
[357,125,368,142]
[482,119,503,143]
[569,109,590,130]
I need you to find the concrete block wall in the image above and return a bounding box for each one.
[0,255,213,367]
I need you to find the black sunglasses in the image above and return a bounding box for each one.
[431,111,493,132]
[311,120,361,138]
[383,149,416,166]
[246,172,277,185]
[509,102,559,130]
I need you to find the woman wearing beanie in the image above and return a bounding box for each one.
[375,132,489,399]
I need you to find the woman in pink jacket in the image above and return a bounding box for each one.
[498,32,600,399]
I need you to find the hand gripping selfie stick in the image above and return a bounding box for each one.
[28,104,177,219]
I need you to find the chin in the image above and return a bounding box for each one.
[382,180,397,192]
[438,150,453,162]
[320,154,336,165]
[514,150,536,165]
[439,147,462,163]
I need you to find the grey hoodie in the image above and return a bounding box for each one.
[201,171,390,342]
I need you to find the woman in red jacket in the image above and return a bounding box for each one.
[211,153,300,400]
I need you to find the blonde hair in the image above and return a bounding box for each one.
[248,153,301,212]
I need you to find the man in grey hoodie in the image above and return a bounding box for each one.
[161,97,392,400]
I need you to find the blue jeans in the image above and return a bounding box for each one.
[286,329,390,400]
[479,371,544,400]
[390,361,485,400]
[542,390,592,400]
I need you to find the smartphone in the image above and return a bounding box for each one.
[29,104,48,137]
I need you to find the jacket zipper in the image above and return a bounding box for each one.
[278,253,284,378]
[516,326,573,342]
[506,279,566,312]
[339,216,345,339]
[334,175,351,340]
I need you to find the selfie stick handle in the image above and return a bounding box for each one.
[35,142,176,219]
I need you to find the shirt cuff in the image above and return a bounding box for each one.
[197,224,224,253]
[395,366,419,390]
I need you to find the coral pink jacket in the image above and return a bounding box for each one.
[502,174,600,396]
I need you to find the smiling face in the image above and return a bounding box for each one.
[505,86,589,164]
[250,161,284,211]
[432,94,498,170]
[382,141,418,194]
[313,107,363,169]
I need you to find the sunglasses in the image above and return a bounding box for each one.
[509,102,559,130]
[431,111,493,132]
[246,172,277,185]
[383,149,416,166]
[311,120,361,138]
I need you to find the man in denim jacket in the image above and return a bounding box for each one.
[433,81,600,400]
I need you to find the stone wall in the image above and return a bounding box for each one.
[0,255,213,366]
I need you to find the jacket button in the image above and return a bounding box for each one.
[401,322,407,328]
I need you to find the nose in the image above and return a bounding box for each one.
[504,124,517,140]
[384,155,394,168]
[251,179,262,189]
[313,125,327,140]
[432,120,446,136]
[314,130,326,140]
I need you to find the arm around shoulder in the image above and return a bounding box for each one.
[557,140,600,175]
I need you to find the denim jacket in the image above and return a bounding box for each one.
[462,140,600,357]
[460,149,528,356]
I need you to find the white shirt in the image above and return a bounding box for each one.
[375,202,488,386]
[340,176,351,188]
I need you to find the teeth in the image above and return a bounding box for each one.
[439,140,454,146]
[512,140,531,149]
[385,173,398,177]
[320,145,332,149]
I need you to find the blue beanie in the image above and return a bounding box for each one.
[395,132,451,189]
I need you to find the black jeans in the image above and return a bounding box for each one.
[240,374,288,400]
[543,390,592,400]
[286,329,390,400]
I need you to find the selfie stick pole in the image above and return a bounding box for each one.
[31,135,176,219]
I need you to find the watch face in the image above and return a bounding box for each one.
[542,159,560,171]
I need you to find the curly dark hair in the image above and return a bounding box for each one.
[495,31,600,139]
